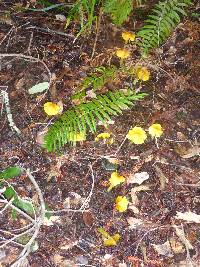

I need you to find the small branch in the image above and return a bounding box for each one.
[9,169,46,267]
[114,128,131,156]
[26,26,75,39]
[0,26,15,46]
[0,236,25,248]
[0,197,14,214]
[48,208,89,214]
[0,90,21,135]
[91,8,103,59]
[0,224,35,249]
[0,199,35,223]
[79,164,95,211]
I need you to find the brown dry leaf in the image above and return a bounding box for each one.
[127,217,144,229]
[152,240,173,257]
[43,216,61,226]
[129,188,139,213]
[129,185,150,213]
[15,78,25,90]
[175,211,200,223]
[127,171,149,185]
[0,247,20,266]
[186,230,197,244]
[36,128,48,145]
[154,165,168,190]
[63,197,71,209]
[173,225,193,250]
[53,254,77,267]
[130,192,139,206]
[86,89,97,99]
[140,242,147,262]
[181,144,200,159]
[169,237,185,254]
[128,204,140,214]
[83,211,94,226]
[60,240,78,250]
[131,185,151,194]
[174,142,200,158]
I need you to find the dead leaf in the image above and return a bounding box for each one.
[119,263,127,267]
[83,211,94,226]
[131,185,151,194]
[127,217,144,229]
[173,224,193,250]
[60,240,78,250]
[127,171,149,185]
[53,254,77,267]
[175,142,200,158]
[15,78,25,90]
[140,242,147,262]
[128,204,140,214]
[43,216,61,226]
[169,237,185,254]
[175,211,200,223]
[36,128,48,145]
[86,89,97,98]
[154,165,168,190]
[130,191,139,205]
[129,185,151,213]
[181,144,200,159]
[152,240,173,257]
[55,14,66,22]
[63,197,71,209]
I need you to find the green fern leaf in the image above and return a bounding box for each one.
[44,90,147,152]
[103,0,146,25]
[103,0,133,26]
[137,0,192,55]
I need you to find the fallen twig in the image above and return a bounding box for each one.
[0,89,21,135]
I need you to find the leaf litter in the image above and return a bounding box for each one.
[0,1,200,266]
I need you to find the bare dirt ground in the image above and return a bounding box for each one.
[0,1,200,267]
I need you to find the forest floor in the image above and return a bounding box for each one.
[0,1,200,267]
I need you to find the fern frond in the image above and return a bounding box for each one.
[103,0,146,25]
[72,65,118,102]
[80,65,118,91]
[137,0,192,55]
[44,90,147,151]
[103,0,133,26]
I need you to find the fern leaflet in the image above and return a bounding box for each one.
[103,0,133,26]
[103,0,146,25]
[44,90,147,151]
[72,65,118,102]
[137,0,192,55]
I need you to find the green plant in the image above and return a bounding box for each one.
[0,166,34,217]
[44,90,147,152]
[103,0,145,26]
[72,65,118,101]
[103,0,133,26]
[81,65,118,91]
[137,0,192,55]
[65,0,99,38]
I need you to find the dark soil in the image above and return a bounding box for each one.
[0,1,200,267]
